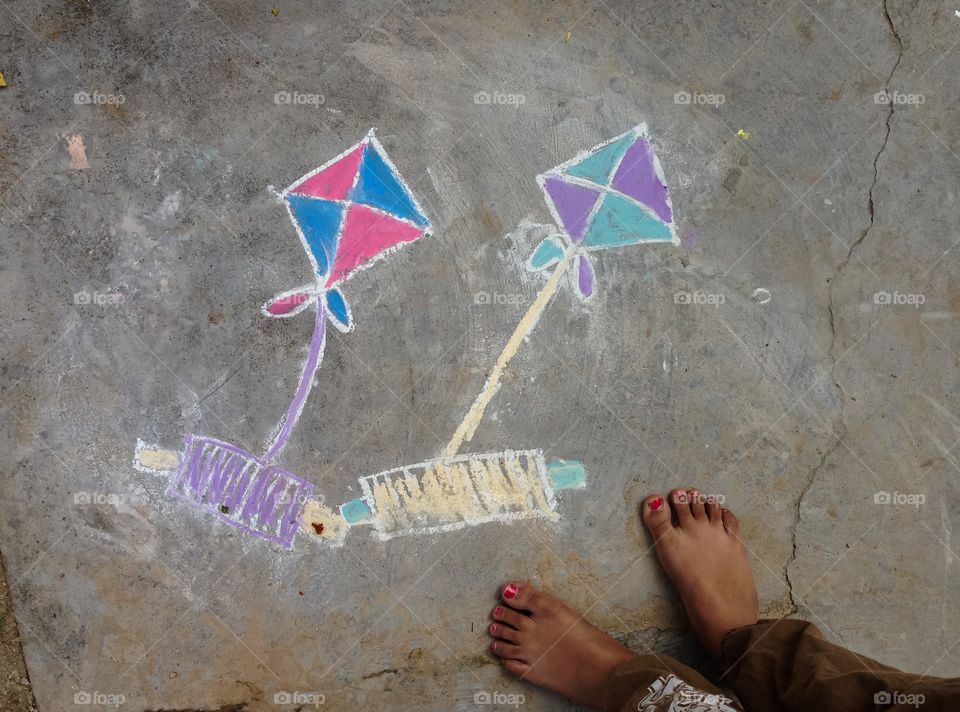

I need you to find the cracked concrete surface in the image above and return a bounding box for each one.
[1,1,959,710]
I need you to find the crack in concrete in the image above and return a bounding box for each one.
[790,1,904,610]
[785,437,843,611]
[826,0,903,369]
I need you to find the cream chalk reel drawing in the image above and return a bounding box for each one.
[337,124,679,541]
[339,452,588,540]
[134,129,432,548]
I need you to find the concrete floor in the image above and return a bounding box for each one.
[1,0,959,710]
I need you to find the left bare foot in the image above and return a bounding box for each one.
[488,581,636,709]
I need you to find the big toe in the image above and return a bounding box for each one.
[501,581,548,613]
[641,493,673,540]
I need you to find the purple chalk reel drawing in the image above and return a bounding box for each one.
[168,129,432,547]
[168,436,314,547]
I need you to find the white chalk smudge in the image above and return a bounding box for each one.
[752,287,771,304]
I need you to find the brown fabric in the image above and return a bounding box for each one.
[719,618,960,711]
[605,619,959,711]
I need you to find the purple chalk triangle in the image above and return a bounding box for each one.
[544,175,601,242]
[611,138,672,224]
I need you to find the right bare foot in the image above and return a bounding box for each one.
[641,489,759,664]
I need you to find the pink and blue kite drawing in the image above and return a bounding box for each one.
[166,129,431,547]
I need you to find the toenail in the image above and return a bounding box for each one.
[490,624,497,633]
[503,583,518,599]
[494,606,502,616]
[649,497,664,511]
[674,492,687,503]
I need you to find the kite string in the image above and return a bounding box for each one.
[263,299,328,461]
[443,252,572,459]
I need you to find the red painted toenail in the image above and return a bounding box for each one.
[490,624,497,633]
[494,607,502,615]
[503,584,518,599]
[649,497,664,511]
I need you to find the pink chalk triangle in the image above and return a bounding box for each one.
[326,203,425,286]
[289,144,365,201]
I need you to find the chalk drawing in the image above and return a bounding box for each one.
[135,447,586,545]
[344,450,586,540]
[444,124,678,458]
[169,435,314,548]
[133,129,431,548]
[134,125,681,548]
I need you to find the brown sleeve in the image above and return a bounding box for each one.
[720,618,960,711]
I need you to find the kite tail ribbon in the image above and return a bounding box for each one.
[263,299,328,461]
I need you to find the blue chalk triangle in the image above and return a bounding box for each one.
[349,144,429,227]
[565,132,635,185]
[582,192,673,248]
[325,287,353,331]
[286,195,344,276]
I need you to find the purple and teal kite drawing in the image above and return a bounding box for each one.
[444,124,677,456]
[164,129,431,547]
[530,123,678,300]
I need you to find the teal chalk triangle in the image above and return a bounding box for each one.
[582,192,673,248]
[565,132,635,185]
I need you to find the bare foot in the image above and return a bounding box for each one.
[641,489,759,663]
[487,581,636,709]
